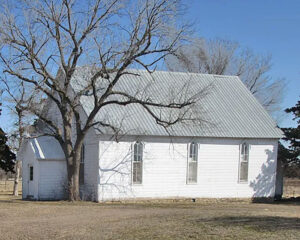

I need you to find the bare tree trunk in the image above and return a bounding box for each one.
[13,160,21,196]
[63,119,83,201]
[13,109,23,196]
[66,154,81,201]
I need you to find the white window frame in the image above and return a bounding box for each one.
[187,142,198,184]
[238,142,249,183]
[132,142,143,185]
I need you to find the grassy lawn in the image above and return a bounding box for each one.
[0,179,299,239]
[0,195,299,240]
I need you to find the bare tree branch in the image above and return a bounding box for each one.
[165,38,286,116]
[0,0,197,201]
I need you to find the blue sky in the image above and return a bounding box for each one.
[0,0,299,131]
[186,0,299,127]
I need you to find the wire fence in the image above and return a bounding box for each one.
[0,179,22,194]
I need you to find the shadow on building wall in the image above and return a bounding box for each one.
[249,149,277,201]
[98,146,133,200]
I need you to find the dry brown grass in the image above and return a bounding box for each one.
[0,179,299,239]
[283,178,300,198]
[0,196,299,240]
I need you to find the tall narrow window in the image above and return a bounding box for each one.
[187,142,198,183]
[239,142,249,182]
[79,144,85,185]
[29,166,33,181]
[132,142,143,184]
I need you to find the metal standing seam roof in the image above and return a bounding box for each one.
[30,136,65,160]
[70,67,283,139]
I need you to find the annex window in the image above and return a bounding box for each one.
[29,166,33,181]
[187,142,198,184]
[239,142,249,182]
[79,144,85,185]
[132,142,143,184]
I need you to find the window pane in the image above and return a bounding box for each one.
[79,144,85,184]
[133,162,142,184]
[193,144,198,161]
[189,143,198,162]
[189,143,194,158]
[187,143,198,183]
[134,143,138,159]
[29,166,33,181]
[243,153,249,162]
[133,142,143,184]
[239,143,249,182]
[81,145,85,163]
[241,143,245,155]
[79,163,84,184]
[138,143,143,157]
[134,142,143,162]
[240,161,248,182]
[188,162,197,183]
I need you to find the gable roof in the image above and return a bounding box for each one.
[71,67,283,139]
[30,136,64,160]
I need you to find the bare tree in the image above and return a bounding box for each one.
[1,79,37,196]
[0,0,203,201]
[165,38,285,115]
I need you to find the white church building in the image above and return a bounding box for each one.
[20,69,283,201]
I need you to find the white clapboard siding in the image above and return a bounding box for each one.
[20,128,278,201]
[38,160,67,200]
[97,137,278,201]
[79,129,100,201]
[21,142,39,199]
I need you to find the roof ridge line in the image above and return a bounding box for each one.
[74,66,238,78]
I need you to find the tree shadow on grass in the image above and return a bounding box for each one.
[198,216,300,232]
[252,197,300,205]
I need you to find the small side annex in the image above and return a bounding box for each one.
[21,137,66,200]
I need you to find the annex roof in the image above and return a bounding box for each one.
[30,136,64,160]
